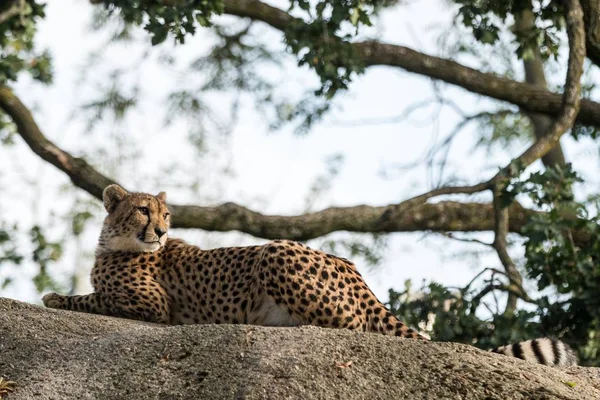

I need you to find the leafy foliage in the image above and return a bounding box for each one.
[30,225,63,293]
[389,165,600,365]
[453,0,564,60]
[190,24,279,94]
[284,21,363,99]
[0,224,23,288]
[387,280,541,348]
[283,0,391,97]
[0,0,52,84]
[0,110,18,144]
[0,223,65,295]
[81,76,138,125]
[96,0,391,98]
[474,110,532,152]
[96,0,225,45]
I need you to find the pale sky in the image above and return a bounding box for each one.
[1,0,598,310]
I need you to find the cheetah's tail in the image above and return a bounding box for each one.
[368,308,428,340]
[489,337,578,367]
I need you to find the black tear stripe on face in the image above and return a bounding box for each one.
[140,205,152,242]
[158,197,167,222]
[154,197,161,222]
[155,196,168,232]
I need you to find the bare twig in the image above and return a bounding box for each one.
[470,282,536,310]
[329,98,437,127]
[0,377,16,398]
[428,109,518,184]
[462,268,499,293]
[438,232,493,248]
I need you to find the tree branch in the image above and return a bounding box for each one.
[215,0,600,128]
[171,198,529,240]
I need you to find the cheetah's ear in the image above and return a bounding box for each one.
[103,184,128,213]
[156,191,167,203]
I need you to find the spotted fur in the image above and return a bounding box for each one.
[43,185,423,339]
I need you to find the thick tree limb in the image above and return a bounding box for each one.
[171,199,530,240]
[352,41,598,125]
[1,85,595,244]
[216,0,600,128]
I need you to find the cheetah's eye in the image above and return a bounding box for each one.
[163,212,170,219]
[138,207,149,215]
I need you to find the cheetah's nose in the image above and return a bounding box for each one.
[154,227,167,238]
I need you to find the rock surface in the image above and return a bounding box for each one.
[1,297,600,399]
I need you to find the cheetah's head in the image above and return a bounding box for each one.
[98,184,170,253]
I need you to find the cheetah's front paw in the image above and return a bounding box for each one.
[42,292,64,309]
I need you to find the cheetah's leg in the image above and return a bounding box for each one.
[256,241,426,339]
[42,289,170,324]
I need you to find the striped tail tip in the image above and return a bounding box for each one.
[490,337,578,367]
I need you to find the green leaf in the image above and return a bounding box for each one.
[151,29,169,46]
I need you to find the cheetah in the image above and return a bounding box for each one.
[43,185,577,366]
